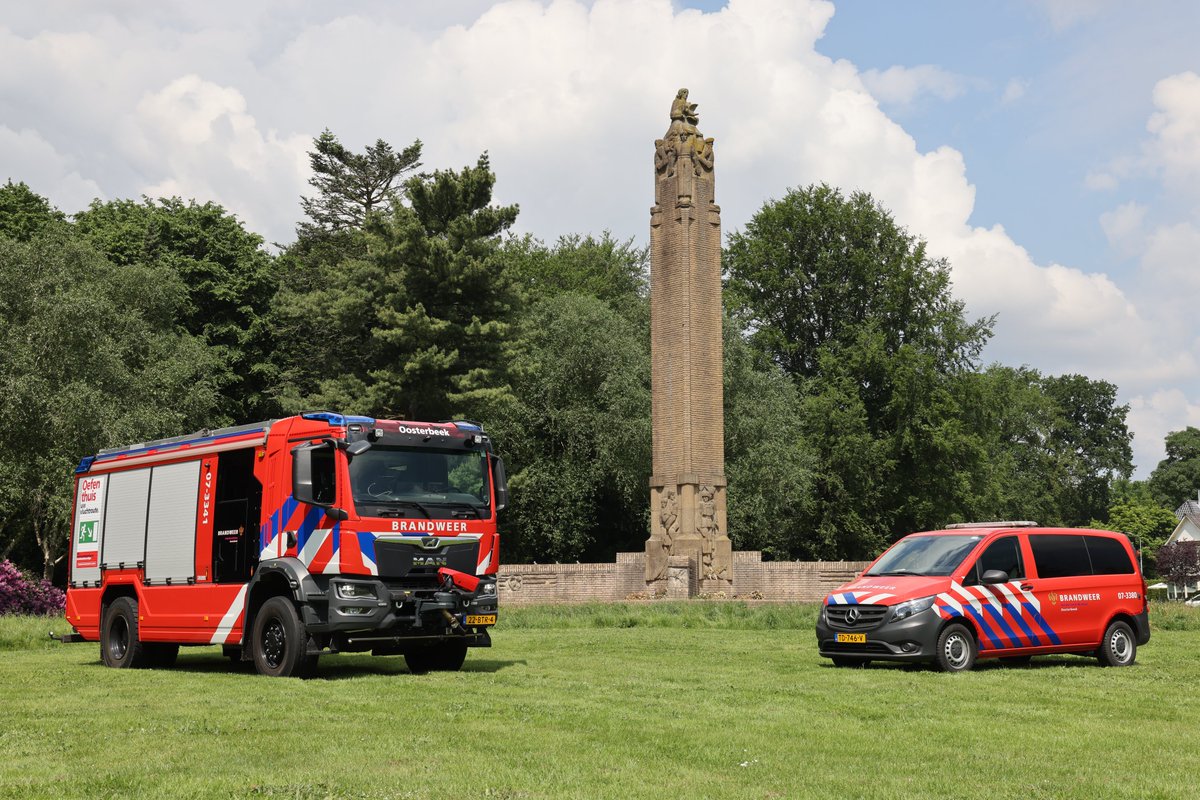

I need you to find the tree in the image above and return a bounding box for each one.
[73,197,278,423]
[723,325,815,559]
[502,232,648,316]
[1156,541,1200,597]
[299,129,422,236]
[725,184,993,557]
[1040,374,1132,524]
[479,293,651,562]
[0,180,66,241]
[1148,427,1200,509]
[275,155,519,422]
[0,229,223,578]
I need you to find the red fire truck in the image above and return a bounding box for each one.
[64,412,507,677]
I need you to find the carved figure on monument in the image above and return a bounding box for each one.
[697,484,726,580]
[694,137,714,174]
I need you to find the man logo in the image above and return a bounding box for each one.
[846,607,860,624]
[420,537,441,549]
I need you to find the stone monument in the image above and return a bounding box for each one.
[645,89,732,592]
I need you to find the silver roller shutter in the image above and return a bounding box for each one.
[144,460,200,583]
[102,468,151,568]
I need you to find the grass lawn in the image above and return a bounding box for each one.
[1,602,1198,799]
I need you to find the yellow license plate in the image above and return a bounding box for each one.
[465,614,496,626]
[835,633,866,643]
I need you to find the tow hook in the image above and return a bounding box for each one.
[441,609,467,634]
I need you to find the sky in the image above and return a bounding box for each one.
[2,0,1199,479]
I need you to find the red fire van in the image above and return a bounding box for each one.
[816,522,1150,671]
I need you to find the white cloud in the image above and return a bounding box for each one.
[1127,389,1200,476]
[1001,78,1027,104]
[1084,171,1117,190]
[0,0,1191,474]
[860,65,968,108]
[1100,201,1146,255]
[1146,71,1200,195]
[0,126,103,211]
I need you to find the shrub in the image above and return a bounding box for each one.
[0,560,65,615]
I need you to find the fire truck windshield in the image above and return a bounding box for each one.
[349,447,490,512]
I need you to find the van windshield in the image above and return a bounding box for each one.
[865,535,982,577]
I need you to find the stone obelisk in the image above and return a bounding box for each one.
[645,89,732,592]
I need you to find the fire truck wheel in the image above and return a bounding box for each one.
[145,643,179,668]
[935,623,977,672]
[252,596,312,678]
[404,640,468,674]
[100,596,149,669]
[1097,620,1137,667]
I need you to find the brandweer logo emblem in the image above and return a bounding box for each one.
[1048,591,1058,605]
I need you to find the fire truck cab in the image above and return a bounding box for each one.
[65,412,508,677]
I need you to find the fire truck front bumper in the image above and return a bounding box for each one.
[304,576,498,644]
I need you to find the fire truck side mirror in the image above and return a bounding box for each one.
[492,456,509,513]
[292,442,337,508]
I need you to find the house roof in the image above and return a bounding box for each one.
[1174,499,1200,526]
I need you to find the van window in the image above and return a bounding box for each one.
[1029,535,1092,578]
[1085,536,1134,575]
[963,536,1024,585]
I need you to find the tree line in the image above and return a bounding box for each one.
[0,130,1195,581]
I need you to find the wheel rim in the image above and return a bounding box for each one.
[108,616,129,661]
[943,633,970,669]
[1110,627,1131,663]
[262,618,286,669]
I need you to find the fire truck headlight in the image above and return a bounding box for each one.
[477,581,497,597]
[889,595,935,623]
[336,582,377,600]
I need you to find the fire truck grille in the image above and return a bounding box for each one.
[825,605,889,630]
[373,539,479,579]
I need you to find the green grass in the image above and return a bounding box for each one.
[2,603,1199,799]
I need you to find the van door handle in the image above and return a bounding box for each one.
[1020,584,1033,592]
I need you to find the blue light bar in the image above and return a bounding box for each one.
[301,412,377,427]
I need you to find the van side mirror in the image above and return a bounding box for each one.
[292,442,338,508]
[491,456,509,513]
[982,569,1009,584]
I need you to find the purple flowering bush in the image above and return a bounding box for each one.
[0,560,66,615]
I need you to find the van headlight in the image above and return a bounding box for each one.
[890,595,935,622]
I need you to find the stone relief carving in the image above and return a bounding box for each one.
[697,483,727,580]
[646,486,680,582]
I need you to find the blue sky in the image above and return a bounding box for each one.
[2,0,1199,477]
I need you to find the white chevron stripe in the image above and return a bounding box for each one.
[299,528,330,566]
[972,585,1004,613]
[209,585,249,645]
[859,593,894,605]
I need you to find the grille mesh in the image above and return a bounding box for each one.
[825,604,888,630]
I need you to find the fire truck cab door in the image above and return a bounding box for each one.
[213,448,262,584]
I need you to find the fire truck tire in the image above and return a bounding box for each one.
[145,643,179,668]
[100,596,149,669]
[404,640,468,674]
[1097,620,1137,667]
[934,623,977,672]
[251,596,313,678]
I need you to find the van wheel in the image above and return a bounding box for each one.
[830,656,870,668]
[935,624,976,672]
[405,641,468,674]
[252,596,314,678]
[101,597,149,669]
[1097,620,1136,667]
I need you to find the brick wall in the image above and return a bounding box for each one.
[497,551,871,605]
